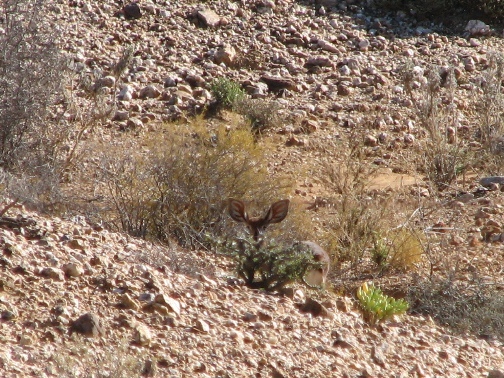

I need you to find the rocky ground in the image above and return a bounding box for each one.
[1,0,504,376]
[0,203,503,377]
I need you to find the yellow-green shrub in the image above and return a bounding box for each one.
[372,229,424,271]
[98,119,293,247]
[386,229,424,270]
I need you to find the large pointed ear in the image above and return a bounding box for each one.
[228,198,248,223]
[264,199,289,225]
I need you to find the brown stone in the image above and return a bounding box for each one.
[197,8,220,27]
[70,313,103,337]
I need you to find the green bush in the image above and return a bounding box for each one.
[210,77,245,110]
[209,78,286,134]
[371,234,389,268]
[357,282,409,324]
[227,238,324,291]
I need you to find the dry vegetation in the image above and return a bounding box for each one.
[93,116,294,247]
[3,0,504,375]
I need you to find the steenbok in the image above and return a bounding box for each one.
[228,198,330,286]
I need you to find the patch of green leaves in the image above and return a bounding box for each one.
[228,239,323,292]
[371,234,389,268]
[210,77,245,110]
[357,282,409,324]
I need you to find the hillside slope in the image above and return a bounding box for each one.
[0,206,502,377]
[1,0,504,377]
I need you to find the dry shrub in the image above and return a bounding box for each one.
[0,167,63,212]
[421,143,470,191]
[324,195,389,270]
[97,118,292,247]
[472,52,504,175]
[483,138,504,176]
[407,209,504,340]
[0,1,132,213]
[373,228,424,271]
[233,46,266,70]
[318,139,387,270]
[370,0,497,21]
[372,0,457,15]
[272,199,320,242]
[477,53,504,147]
[408,274,504,341]
[0,0,76,211]
[98,152,158,239]
[313,136,426,279]
[474,0,504,18]
[52,340,145,378]
[65,45,136,166]
[402,63,470,191]
[234,98,287,134]
[0,0,68,172]
[402,54,504,182]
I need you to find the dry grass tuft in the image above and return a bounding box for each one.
[51,340,145,378]
[385,228,424,271]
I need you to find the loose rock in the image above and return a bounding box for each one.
[70,313,103,337]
